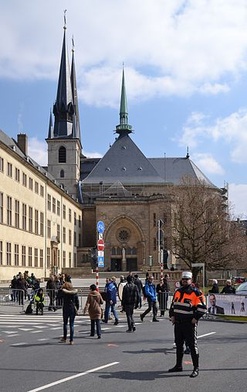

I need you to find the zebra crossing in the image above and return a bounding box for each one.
[0,313,90,344]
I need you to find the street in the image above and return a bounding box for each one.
[0,303,247,392]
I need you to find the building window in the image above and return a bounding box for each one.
[59,146,66,163]
[35,209,39,235]
[63,204,66,220]
[69,229,72,245]
[47,220,51,238]
[15,199,20,229]
[35,181,39,194]
[74,212,76,226]
[29,177,33,190]
[6,242,11,265]
[14,244,19,266]
[153,213,156,227]
[15,168,20,182]
[7,162,12,177]
[22,245,26,267]
[63,251,66,268]
[40,249,43,268]
[0,157,4,172]
[57,224,60,242]
[0,192,3,224]
[47,194,51,211]
[7,196,12,226]
[60,169,65,178]
[52,197,56,213]
[40,212,44,236]
[69,209,72,223]
[22,203,27,230]
[28,206,33,233]
[0,241,3,265]
[69,252,72,268]
[34,248,38,267]
[40,185,44,197]
[57,200,60,216]
[22,172,27,187]
[28,247,32,267]
[63,227,66,244]
[47,247,51,269]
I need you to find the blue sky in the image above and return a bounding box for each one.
[1,0,247,217]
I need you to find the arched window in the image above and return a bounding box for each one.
[60,170,64,178]
[59,146,66,163]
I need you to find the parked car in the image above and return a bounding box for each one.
[233,276,246,285]
[235,282,247,295]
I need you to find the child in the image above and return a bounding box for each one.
[34,288,45,315]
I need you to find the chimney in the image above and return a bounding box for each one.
[17,134,28,155]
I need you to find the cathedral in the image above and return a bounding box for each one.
[46,23,217,274]
[0,22,220,281]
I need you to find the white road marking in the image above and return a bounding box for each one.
[27,362,119,392]
[198,332,216,339]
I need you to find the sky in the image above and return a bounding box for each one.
[0,0,247,217]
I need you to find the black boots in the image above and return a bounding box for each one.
[168,365,183,372]
[190,368,199,378]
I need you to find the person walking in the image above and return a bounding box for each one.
[140,275,159,322]
[133,274,143,308]
[122,275,139,332]
[57,282,79,345]
[103,278,119,325]
[84,284,104,339]
[156,277,170,316]
[208,279,219,294]
[168,271,207,378]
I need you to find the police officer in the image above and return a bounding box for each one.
[168,271,207,378]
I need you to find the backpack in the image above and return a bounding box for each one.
[25,303,33,314]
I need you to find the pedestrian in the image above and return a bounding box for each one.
[168,271,207,378]
[133,274,143,308]
[57,281,79,345]
[156,277,170,316]
[140,275,159,322]
[221,279,236,294]
[208,279,219,294]
[122,275,139,332]
[34,288,45,315]
[83,284,104,339]
[46,274,57,311]
[103,278,119,325]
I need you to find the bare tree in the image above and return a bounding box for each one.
[170,177,247,281]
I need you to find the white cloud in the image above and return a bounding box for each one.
[29,138,47,166]
[1,1,247,103]
[228,183,247,218]
[193,153,225,175]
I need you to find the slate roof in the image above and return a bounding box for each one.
[81,133,216,188]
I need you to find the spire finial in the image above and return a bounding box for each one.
[115,66,132,135]
[72,35,75,52]
[63,9,67,29]
[186,146,190,158]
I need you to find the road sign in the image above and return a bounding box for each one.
[98,254,104,267]
[97,221,105,234]
[97,238,104,251]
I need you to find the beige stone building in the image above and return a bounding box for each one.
[0,132,82,281]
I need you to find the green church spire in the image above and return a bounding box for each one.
[116,68,132,135]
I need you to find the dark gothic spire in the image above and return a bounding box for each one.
[115,67,132,136]
[71,37,82,145]
[53,14,74,137]
[47,109,54,139]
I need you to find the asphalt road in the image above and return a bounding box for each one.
[0,303,246,392]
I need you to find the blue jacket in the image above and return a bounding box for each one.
[106,281,117,304]
[144,282,157,302]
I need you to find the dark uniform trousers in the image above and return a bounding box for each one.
[174,320,199,369]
